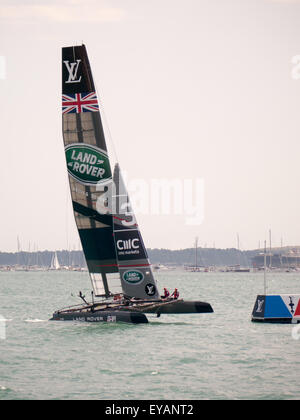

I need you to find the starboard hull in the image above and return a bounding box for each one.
[140,299,213,315]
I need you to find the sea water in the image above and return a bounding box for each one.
[0,270,299,400]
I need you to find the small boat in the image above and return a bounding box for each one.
[50,45,213,324]
[225,265,250,273]
[251,241,300,323]
[252,294,300,324]
[49,251,60,270]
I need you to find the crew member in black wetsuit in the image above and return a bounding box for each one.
[162,288,170,299]
[171,288,179,299]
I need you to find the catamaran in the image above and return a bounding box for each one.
[50,44,213,324]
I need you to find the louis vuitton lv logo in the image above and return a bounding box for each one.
[63,59,82,84]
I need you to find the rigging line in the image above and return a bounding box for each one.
[92,77,120,165]
[87,48,127,200]
[66,181,69,253]
[84,44,94,94]
[100,93,119,164]
[83,47,119,163]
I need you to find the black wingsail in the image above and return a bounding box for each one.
[62,45,118,297]
[62,44,159,300]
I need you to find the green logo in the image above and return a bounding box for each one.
[65,143,112,185]
[123,270,144,284]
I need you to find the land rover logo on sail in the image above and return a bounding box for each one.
[65,143,112,185]
[123,270,144,284]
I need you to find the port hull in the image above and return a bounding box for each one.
[50,310,148,324]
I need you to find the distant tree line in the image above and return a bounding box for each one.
[0,248,258,268]
[148,248,257,267]
[0,250,86,268]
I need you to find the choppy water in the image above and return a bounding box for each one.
[0,270,299,400]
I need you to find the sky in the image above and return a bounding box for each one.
[1,0,300,252]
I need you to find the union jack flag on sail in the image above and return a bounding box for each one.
[62,92,99,114]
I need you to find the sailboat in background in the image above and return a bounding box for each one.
[50,44,213,324]
[49,251,60,270]
[185,237,203,272]
[251,241,300,323]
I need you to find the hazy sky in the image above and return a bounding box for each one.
[1,0,300,252]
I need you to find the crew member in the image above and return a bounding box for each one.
[162,287,170,299]
[171,288,179,299]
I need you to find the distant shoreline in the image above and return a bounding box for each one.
[1,246,299,269]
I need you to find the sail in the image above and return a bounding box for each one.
[62,44,158,300]
[113,164,159,299]
[50,252,60,270]
[62,45,118,297]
